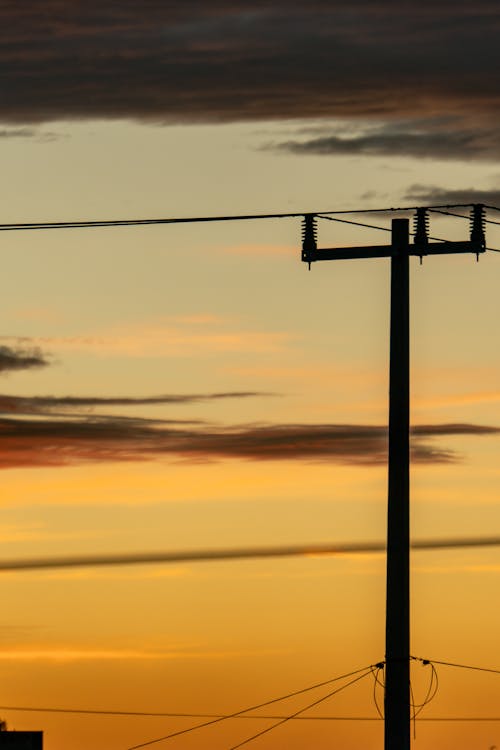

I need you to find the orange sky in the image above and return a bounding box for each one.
[2,4,500,749]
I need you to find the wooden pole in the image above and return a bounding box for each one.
[384,218,411,750]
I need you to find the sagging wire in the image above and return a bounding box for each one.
[409,661,438,739]
[371,658,438,739]
[371,662,385,720]
[412,661,439,719]
[226,667,375,750]
[125,664,378,750]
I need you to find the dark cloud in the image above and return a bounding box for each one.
[0,416,497,469]
[0,128,37,138]
[0,391,271,416]
[0,345,50,374]
[272,121,500,161]
[1,2,500,126]
[404,184,500,207]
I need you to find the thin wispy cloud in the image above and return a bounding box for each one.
[0,417,497,470]
[404,184,500,206]
[0,646,261,662]
[271,118,500,161]
[0,392,272,418]
[0,128,36,138]
[4,317,293,357]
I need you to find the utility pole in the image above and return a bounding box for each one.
[302,207,486,750]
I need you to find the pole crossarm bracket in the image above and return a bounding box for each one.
[301,204,487,266]
[302,240,485,264]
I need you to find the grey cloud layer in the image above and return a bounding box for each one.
[274,121,500,161]
[0,415,497,469]
[405,185,500,206]
[1,1,500,125]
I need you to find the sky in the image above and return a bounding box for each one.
[1,2,500,748]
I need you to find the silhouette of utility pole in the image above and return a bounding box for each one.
[302,207,486,750]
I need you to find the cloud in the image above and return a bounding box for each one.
[0,345,50,374]
[404,184,500,207]
[0,415,497,469]
[1,2,500,126]
[0,127,36,138]
[272,119,500,161]
[0,391,272,417]
[4,317,293,356]
[0,646,255,662]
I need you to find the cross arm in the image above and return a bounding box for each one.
[303,241,485,264]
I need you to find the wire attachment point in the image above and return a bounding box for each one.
[470,204,486,260]
[302,214,317,268]
[413,208,429,263]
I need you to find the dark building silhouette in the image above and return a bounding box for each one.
[0,721,43,748]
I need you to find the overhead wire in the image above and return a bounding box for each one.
[316,214,391,233]
[5,704,500,722]
[125,664,377,750]
[409,661,439,739]
[411,662,439,718]
[413,657,500,676]
[2,656,500,730]
[371,663,385,719]
[3,534,500,574]
[0,201,498,252]
[226,667,375,750]
[0,202,488,232]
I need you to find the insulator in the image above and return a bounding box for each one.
[302,214,317,267]
[413,208,429,249]
[470,203,486,249]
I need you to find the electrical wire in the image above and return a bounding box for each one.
[371,663,385,719]
[0,202,497,252]
[226,668,374,750]
[429,208,470,220]
[0,706,390,722]
[125,664,377,750]
[413,657,500,676]
[411,662,439,718]
[316,214,391,233]
[3,534,500,574]
[317,212,451,244]
[0,202,486,233]
[4,704,500,722]
[410,680,417,739]
[408,662,438,740]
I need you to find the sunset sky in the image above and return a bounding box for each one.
[1,3,500,749]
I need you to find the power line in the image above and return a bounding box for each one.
[318,213,451,244]
[413,657,500,676]
[125,664,376,750]
[227,669,375,750]
[2,534,500,574]
[4,705,500,722]
[0,202,487,232]
[317,214,391,233]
